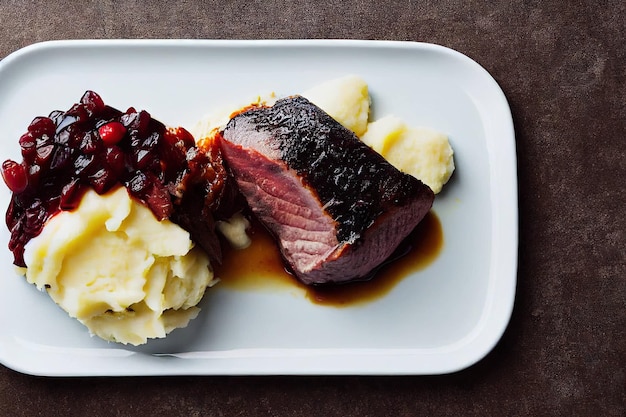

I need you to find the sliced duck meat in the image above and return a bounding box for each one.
[219,96,434,285]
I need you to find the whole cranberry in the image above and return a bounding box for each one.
[1,160,28,193]
[27,117,56,138]
[98,122,127,146]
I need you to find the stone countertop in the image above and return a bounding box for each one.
[0,1,624,416]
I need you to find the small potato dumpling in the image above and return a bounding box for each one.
[361,116,455,194]
[303,75,371,137]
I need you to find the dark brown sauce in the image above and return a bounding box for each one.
[215,219,302,292]
[214,211,443,307]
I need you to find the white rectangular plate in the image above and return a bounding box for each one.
[0,40,517,376]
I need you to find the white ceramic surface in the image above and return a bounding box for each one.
[0,40,517,376]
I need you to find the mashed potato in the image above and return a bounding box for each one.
[191,94,276,143]
[302,75,370,137]
[361,116,455,194]
[216,212,251,250]
[23,187,215,345]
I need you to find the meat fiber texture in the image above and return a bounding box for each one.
[220,96,434,285]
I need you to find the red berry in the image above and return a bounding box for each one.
[80,91,105,115]
[60,179,82,211]
[105,145,125,176]
[1,160,28,193]
[19,132,36,162]
[98,122,126,146]
[35,144,54,166]
[166,127,196,149]
[27,117,56,138]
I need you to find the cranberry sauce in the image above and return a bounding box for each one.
[2,91,236,267]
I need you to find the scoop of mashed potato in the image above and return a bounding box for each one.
[303,75,370,137]
[361,116,455,194]
[23,187,216,345]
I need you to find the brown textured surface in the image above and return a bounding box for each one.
[0,1,624,416]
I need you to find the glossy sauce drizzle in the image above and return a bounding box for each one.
[214,211,443,307]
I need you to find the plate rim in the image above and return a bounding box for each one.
[0,39,518,376]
